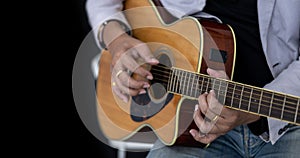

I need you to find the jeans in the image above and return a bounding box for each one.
[146,125,300,158]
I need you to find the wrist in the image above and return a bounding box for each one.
[98,19,132,50]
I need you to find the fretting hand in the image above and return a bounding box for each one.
[189,68,260,144]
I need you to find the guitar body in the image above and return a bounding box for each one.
[96,0,235,147]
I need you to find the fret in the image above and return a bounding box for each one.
[168,69,174,92]
[205,77,210,93]
[295,98,300,123]
[282,96,298,123]
[190,73,196,97]
[224,81,229,105]
[247,87,253,112]
[194,74,199,98]
[172,69,177,93]
[238,85,244,109]
[175,69,180,94]
[186,72,191,96]
[217,79,222,97]
[225,82,234,107]
[269,92,274,117]
[213,79,220,102]
[218,80,228,105]
[172,69,176,93]
[211,78,216,92]
[258,90,263,114]
[198,75,203,94]
[231,84,243,109]
[179,70,184,94]
[280,95,287,120]
[231,83,237,108]
[249,88,261,113]
[181,71,186,95]
[260,91,272,116]
[240,86,251,111]
[200,76,208,93]
[184,71,189,96]
[270,93,284,118]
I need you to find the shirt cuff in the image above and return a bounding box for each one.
[267,118,289,144]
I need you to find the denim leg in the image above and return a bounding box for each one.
[147,125,247,158]
[254,126,300,158]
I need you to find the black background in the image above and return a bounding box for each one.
[70,0,117,157]
[70,0,149,157]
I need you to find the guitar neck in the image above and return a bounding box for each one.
[162,67,300,125]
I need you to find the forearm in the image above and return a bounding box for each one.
[86,0,130,48]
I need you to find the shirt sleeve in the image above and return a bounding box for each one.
[263,55,300,144]
[85,0,130,48]
[160,0,206,18]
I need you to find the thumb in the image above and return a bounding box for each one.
[207,68,229,79]
[135,44,159,65]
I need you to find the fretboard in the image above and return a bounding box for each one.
[166,68,300,125]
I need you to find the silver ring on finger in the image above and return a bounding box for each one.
[116,70,124,78]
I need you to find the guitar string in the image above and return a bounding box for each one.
[152,75,298,117]
[149,68,300,115]
[150,70,299,111]
[149,71,298,118]
[150,66,299,104]
[150,67,299,105]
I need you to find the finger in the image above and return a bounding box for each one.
[115,75,147,96]
[195,101,223,135]
[121,51,154,80]
[192,104,208,137]
[134,44,159,65]
[206,90,224,119]
[198,92,218,121]
[207,68,229,79]
[189,129,219,144]
[118,71,150,90]
[112,81,129,103]
[198,92,208,114]
[193,104,213,134]
[194,102,227,136]
[112,61,148,97]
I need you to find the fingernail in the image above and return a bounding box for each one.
[147,75,153,80]
[189,130,195,137]
[207,68,212,74]
[139,89,146,94]
[149,58,159,63]
[194,104,199,111]
[143,83,150,88]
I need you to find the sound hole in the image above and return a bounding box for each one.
[130,53,174,122]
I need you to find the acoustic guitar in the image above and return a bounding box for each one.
[96,0,300,147]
